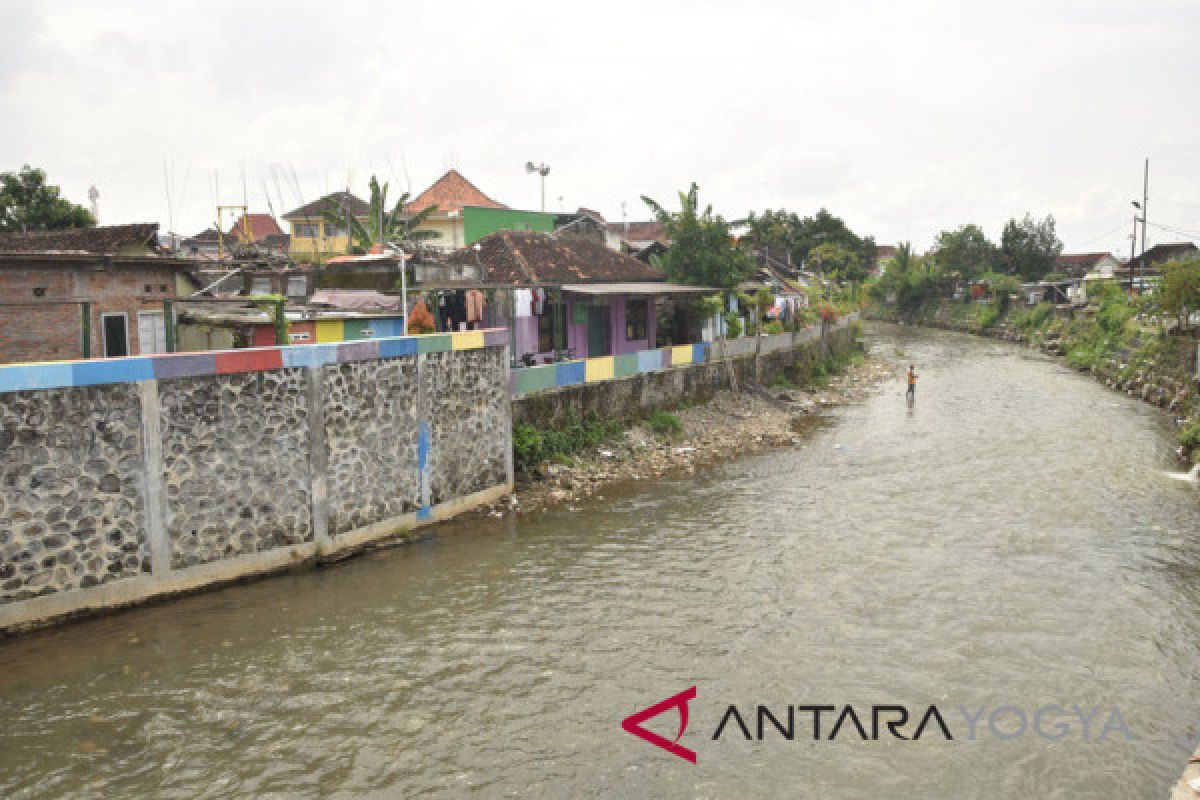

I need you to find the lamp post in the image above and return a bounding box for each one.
[525,162,550,212]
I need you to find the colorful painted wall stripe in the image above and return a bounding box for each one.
[510,342,711,397]
[0,329,509,394]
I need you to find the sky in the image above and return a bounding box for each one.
[2,0,1199,255]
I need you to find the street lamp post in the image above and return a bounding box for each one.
[525,162,550,212]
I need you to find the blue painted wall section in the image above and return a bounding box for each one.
[416,421,431,521]
[0,329,507,393]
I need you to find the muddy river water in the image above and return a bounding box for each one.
[2,324,1200,798]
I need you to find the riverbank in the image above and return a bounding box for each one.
[867,300,1200,462]
[485,354,894,515]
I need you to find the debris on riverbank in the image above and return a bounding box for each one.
[484,356,894,516]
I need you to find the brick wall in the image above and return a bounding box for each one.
[0,260,179,364]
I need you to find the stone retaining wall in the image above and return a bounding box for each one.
[0,331,513,634]
[513,317,859,427]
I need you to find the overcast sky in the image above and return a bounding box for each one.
[2,0,1198,254]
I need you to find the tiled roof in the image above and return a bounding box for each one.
[1055,252,1111,268]
[1125,242,1197,266]
[404,169,506,215]
[282,191,369,221]
[0,223,159,254]
[229,213,284,242]
[606,220,669,246]
[444,230,666,285]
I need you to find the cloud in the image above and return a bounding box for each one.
[1,0,1198,253]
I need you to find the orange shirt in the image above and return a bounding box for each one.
[907,369,917,386]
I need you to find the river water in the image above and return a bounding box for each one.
[2,324,1200,798]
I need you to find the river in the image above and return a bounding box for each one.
[2,324,1199,798]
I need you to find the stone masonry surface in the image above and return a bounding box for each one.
[323,358,420,534]
[159,369,312,568]
[423,348,509,504]
[0,383,149,602]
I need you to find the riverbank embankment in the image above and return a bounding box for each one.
[490,350,893,515]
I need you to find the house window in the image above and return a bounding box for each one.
[250,276,272,294]
[286,275,307,298]
[625,298,647,341]
[294,223,318,238]
[323,223,346,237]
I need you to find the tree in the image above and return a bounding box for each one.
[888,241,915,273]
[1160,257,1200,330]
[809,241,861,283]
[642,183,754,288]
[998,213,1062,281]
[932,224,996,280]
[323,175,439,254]
[0,165,95,232]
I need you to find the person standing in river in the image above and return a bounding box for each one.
[906,364,918,401]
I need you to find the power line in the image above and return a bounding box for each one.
[1146,220,1200,240]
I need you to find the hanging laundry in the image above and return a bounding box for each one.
[514,289,533,318]
[532,288,546,315]
[466,289,485,324]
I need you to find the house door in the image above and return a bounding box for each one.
[101,313,129,358]
[137,311,167,354]
[586,304,610,358]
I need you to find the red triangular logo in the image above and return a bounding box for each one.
[620,686,698,763]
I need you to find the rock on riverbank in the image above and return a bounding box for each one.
[483,357,894,516]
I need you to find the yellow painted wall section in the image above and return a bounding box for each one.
[451,331,485,350]
[315,320,345,343]
[671,345,694,366]
[585,356,614,382]
[417,217,463,251]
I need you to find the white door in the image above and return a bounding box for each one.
[137,311,167,354]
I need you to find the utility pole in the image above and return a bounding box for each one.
[1139,157,1148,295]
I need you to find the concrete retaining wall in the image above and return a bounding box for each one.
[0,330,513,633]
[513,316,859,427]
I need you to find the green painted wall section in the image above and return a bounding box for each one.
[463,207,556,245]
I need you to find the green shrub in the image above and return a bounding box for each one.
[1180,419,1200,452]
[647,410,682,437]
[512,412,625,473]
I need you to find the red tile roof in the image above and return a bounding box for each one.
[1055,252,1111,268]
[444,230,665,285]
[228,213,283,242]
[404,169,506,215]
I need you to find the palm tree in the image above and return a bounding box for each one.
[323,175,440,254]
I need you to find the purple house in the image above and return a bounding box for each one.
[444,231,712,364]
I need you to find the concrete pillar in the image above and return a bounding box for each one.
[305,367,331,546]
[138,380,170,574]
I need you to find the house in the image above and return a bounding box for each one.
[1118,242,1197,291]
[282,190,370,262]
[605,220,670,256]
[0,223,194,363]
[180,227,222,260]
[872,245,897,277]
[403,169,556,253]
[443,231,712,364]
[1055,252,1121,279]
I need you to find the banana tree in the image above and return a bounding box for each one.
[323,175,441,254]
